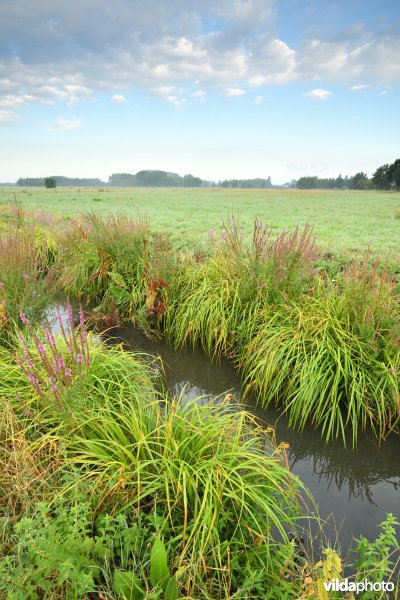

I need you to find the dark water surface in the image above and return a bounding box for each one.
[104,325,400,556]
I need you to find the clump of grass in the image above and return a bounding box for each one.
[67,393,309,596]
[0,224,50,325]
[164,217,317,360]
[55,211,150,303]
[0,401,61,521]
[238,279,400,446]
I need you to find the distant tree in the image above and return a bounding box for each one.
[296,176,318,189]
[387,159,400,190]
[348,172,370,190]
[372,164,390,190]
[335,174,345,188]
[17,178,44,186]
[44,177,56,189]
[183,174,202,187]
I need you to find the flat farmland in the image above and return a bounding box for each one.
[1,187,399,255]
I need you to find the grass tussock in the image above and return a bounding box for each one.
[238,277,400,446]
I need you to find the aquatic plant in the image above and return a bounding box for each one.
[238,281,400,446]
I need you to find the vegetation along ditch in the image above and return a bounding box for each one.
[0,202,399,598]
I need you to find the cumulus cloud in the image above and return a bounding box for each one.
[52,116,82,131]
[304,88,332,100]
[350,84,369,91]
[0,0,399,119]
[224,87,247,97]
[0,110,19,125]
[191,89,206,102]
[112,94,127,103]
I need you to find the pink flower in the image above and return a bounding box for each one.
[19,312,29,325]
[23,273,30,280]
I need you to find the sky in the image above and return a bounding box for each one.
[0,0,399,184]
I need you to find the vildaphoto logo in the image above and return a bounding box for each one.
[323,578,395,594]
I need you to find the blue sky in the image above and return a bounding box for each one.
[0,0,399,183]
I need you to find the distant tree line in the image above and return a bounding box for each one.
[17,176,104,187]
[295,159,400,190]
[371,159,400,190]
[218,177,272,189]
[13,159,400,190]
[109,171,204,187]
[296,173,370,190]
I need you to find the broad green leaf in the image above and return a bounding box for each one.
[113,570,144,600]
[150,537,169,588]
[108,270,127,288]
[165,574,179,600]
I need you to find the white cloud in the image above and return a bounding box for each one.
[379,90,388,96]
[0,110,19,124]
[254,95,264,104]
[224,87,247,97]
[0,0,399,116]
[191,89,206,102]
[350,84,369,91]
[112,94,127,103]
[52,116,82,131]
[304,88,332,100]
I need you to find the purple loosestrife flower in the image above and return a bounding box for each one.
[19,311,29,325]
[57,358,65,369]
[64,367,71,378]
[45,330,56,348]
[23,356,33,370]
[79,306,85,328]
[37,343,46,357]
[67,302,73,325]
[76,353,83,364]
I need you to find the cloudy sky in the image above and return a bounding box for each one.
[1,0,399,183]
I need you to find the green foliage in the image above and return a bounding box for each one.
[149,537,169,588]
[352,513,399,591]
[238,278,399,446]
[44,177,56,189]
[0,224,51,325]
[67,390,307,596]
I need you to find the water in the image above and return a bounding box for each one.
[105,325,400,556]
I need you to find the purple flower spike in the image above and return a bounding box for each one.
[37,343,46,357]
[77,353,83,364]
[79,306,85,328]
[19,312,29,325]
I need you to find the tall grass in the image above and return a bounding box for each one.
[0,224,50,325]
[238,279,400,446]
[55,211,150,304]
[67,393,308,596]
[164,217,317,359]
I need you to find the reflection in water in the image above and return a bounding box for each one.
[102,326,400,553]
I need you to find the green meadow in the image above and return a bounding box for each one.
[1,186,399,255]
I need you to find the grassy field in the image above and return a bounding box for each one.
[1,186,399,255]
